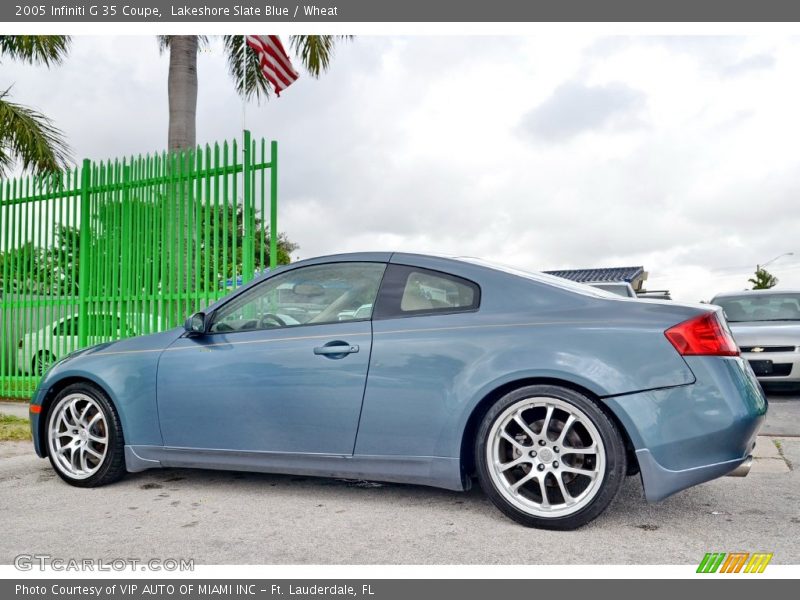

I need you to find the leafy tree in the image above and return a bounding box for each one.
[0,35,71,175]
[198,203,297,286]
[0,201,296,298]
[89,197,296,293]
[749,267,778,290]
[0,225,80,295]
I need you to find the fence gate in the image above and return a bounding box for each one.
[0,131,278,399]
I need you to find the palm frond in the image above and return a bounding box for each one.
[0,35,70,66]
[222,35,273,102]
[0,89,71,175]
[289,35,351,77]
[223,35,352,101]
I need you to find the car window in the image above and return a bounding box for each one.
[209,262,387,333]
[374,265,480,319]
[712,293,800,322]
[55,317,78,336]
[589,283,635,298]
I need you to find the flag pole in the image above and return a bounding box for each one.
[241,34,247,135]
[241,35,253,280]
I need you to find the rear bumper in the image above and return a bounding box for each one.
[604,356,766,502]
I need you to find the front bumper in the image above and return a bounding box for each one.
[604,356,766,502]
[741,349,800,382]
[30,384,48,458]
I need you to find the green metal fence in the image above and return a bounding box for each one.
[0,130,278,399]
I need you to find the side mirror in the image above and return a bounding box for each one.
[184,312,207,335]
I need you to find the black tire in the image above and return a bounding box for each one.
[46,382,127,487]
[475,384,627,530]
[33,351,55,376]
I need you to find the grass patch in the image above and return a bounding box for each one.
[0,414,31,441]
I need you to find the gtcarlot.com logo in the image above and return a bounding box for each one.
[14,554,194,572]
[697,552,773,573]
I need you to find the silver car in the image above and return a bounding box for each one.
[710,289,800,384]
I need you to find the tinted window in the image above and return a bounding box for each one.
[374,265,480,319]
[713,293,800,322]
[55,317,77,336]
[209,262,387,333]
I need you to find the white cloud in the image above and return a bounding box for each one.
[519,81,647,141]
[3,34,799,302]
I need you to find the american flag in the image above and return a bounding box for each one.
[245,35,299,97]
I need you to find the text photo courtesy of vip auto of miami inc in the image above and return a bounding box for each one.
[0,1,799,587]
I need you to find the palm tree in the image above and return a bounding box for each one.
[749,267,778,290]
[0,35,71,175]
[160,35,349,151]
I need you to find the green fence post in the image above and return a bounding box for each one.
[242,129,254,282]
[121,164,131,335]
[270,140,278,270]
[77,158,91,348]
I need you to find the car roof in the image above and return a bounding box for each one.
[236,251,619,306]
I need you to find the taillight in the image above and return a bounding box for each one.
[665,311,739,357]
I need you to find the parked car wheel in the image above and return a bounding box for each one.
[476,385,627,530]
[46,383,126,487]
[32,351,55,376]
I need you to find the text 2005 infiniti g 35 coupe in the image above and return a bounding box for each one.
[30,253,766,529]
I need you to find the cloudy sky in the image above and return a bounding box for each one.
[4,34,800,301]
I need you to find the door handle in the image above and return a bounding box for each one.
[313,342,359,357]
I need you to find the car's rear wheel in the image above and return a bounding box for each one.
[475,385,626,530]
[46,382,126,487]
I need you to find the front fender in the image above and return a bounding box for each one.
[32,329,183,457]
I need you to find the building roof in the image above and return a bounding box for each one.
[543,266,645,284]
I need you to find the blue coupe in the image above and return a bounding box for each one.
[30,252,766,529]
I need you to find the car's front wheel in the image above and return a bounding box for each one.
[46,382,127,487]
[475,385,626,530]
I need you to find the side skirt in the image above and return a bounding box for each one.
[124,445,465,491]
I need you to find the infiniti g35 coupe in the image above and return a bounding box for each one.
[30,252,766,529]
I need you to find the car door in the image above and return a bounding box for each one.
[156,261,386,455]
[355,263,482,459]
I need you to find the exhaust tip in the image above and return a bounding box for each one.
[727,456,753,477]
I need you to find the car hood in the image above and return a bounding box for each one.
[728,321,800,347]
[51,327,185,366]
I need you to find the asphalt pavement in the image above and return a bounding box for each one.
[0,395,798,565]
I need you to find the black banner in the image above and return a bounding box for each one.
[4,580,798,600]
[4,0,800,23]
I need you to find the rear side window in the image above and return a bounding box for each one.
[374,264,480,319]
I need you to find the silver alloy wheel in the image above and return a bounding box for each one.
[486,396,606,518]
[48,393,109,480]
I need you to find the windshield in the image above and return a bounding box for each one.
[713,293,800,322]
